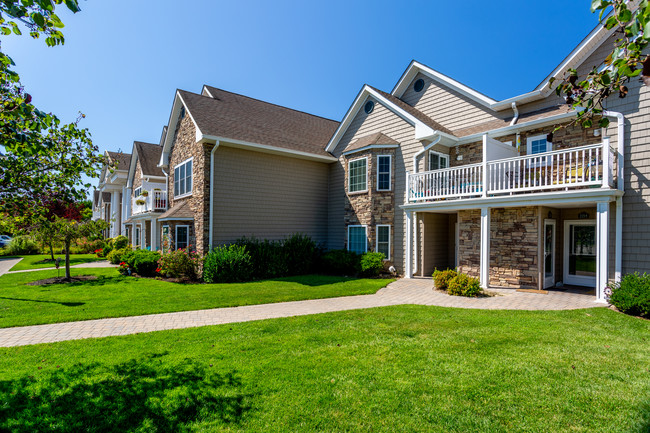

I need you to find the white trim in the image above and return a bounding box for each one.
[158,216,194,222]
[479,207,490,289]
[405,211,412,278]
[135,224,142,248]
[428,150,449,171]
[173,157,194,199]
[596,202,609,302]
[200,135,337,162]
[325,85,435,153]
[563,219,597,287]
[543,219,556,289]
[342,144,398,156]
[175,224,190,250]
[160,91,202,167]
[347,225,368,255]
[526,134,551,156]
[162,225,170,254]
[348,156,368,194]
[375,224,391,260]
[376,154,392,191]
[201,85,214,98]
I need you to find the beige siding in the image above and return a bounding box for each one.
[419,213,451,276]
[212,145,329,246]
[401,72,508,130]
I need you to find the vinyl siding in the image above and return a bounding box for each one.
[212,145,329,246]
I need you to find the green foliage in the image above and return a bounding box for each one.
[320,249,361,276]
[203,245,252,283]
[553,0,650,129]
[448,273,482,297]
[608,272,650,318]
[158,248,201,280]
[433,268,458,291]
[283,234,318,275]
[106,247,132,265]
[360,252,385,277]
[74,237,103,254]
[4,235,39,255]
[111,235,129,250]
[120,250,161,278]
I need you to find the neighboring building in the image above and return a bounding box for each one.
[93,17,649,302]
[92,151,131,237]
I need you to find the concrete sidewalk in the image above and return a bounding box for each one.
[6,260,116,274]
[0,257,22,277]
[0,278,604,348]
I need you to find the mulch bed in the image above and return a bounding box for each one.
[27,275,98,286]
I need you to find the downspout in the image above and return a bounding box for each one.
[410,134,442,276]
[509,102,519,126]
[208,140,221,250]
[603,110,625,282]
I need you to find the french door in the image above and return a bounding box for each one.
[564,220,597,287]
[544,220,556,289]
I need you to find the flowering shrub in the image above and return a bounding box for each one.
[158,247,201,280]
[118,261,130,276]
[95,248,104,258]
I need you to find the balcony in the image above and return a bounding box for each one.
[132,190,168,215]
[407,141,616,203]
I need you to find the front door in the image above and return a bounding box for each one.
[544,219,556,289]
[564,221,597,287]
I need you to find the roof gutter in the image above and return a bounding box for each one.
[510,102,519,126]
[413,135,442,174]
[200,134,338,162]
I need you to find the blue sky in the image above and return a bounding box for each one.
[4,0,600,185]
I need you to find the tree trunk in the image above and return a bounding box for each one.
[65,240,71,280]
[49,242,55,261]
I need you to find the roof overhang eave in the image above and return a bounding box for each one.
[200,134,338,162]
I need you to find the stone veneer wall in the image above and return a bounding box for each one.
[489,207,539,289]
[457,209,481,278]
[133,159,143,190]
[167,114,213,255]
[343,149,395,263]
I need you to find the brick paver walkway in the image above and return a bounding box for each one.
[0,278,604,348]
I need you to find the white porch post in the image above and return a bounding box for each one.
[479,207,490,289]
[405,210,413,278]
[615,196,622,282]
[110,192,120,237]
[482,134,488,198]
[151,217,158,251]
[596,201,609,302]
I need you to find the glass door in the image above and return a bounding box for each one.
[544,220,556,289]
[564,221,597,286]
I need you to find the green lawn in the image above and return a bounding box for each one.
[0,268,392,328]
[5,254,104,271]
[0,306,647,432]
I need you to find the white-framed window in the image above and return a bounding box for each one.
[429,151,449,170]
[135,224,141,248]
[162,225,170,254]
[174,158,193,198]
[175,225,189,250]
[347,225,367,255]
[348,157,368,193]
[527,134,552,155]
[134,187,142,197]
[376,155,391,191]
[376,225,391,260]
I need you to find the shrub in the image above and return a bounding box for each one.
[433,268,458,291]
[448,273,482,297]
[75,237,103,254]
[119,249,161,277]
[107,247,132,265]
[158,248,201,280]
[5,236,39,255]
[283,234,317,275]
[112,235,129,250]
[608,273,650,318]
[360,252,385,277]
[203,245,252,283]
[320,249,360,276]
[234,237,287,280]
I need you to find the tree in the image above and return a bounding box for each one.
[0,0,109,226]
[31,196,85,261]
[51,217,107,280]
[553,1,650,128]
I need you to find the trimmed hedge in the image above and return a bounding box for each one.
[360,252,385,277]
[203,245,252,283]
[119,250,161,277]
[448,273,482,297]
[433,269,458,291]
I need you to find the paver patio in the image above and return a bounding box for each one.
[0,277,604,347]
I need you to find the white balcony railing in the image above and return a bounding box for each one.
[132,190,168,215]
[407,140,616,203]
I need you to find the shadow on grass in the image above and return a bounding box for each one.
[637,400,650,433]
[0,353,253,432]
[0,296,84,307]
[269,274,359,287]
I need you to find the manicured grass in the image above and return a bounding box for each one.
[0,306,648,432]
[0,268,392,328]
[6,254,104,271]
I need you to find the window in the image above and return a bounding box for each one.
[135,224,141,248]
[348,157,367,193]
[162,225,170,254]
[376,225,391,260]
[134,187,141,197]
[175,225,189,250]
[377,155,391,191]
[174,158,193,198]
[429,151,449,170]
[364,100,375,114]
[348,226,367,255]
[413,78,425,92]
[527,134,551,155]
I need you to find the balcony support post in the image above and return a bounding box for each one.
[602,137,610,189]
[480,207,490,289]
[596,201,609,302]
[405,210,413,278]
[482,134,488,198]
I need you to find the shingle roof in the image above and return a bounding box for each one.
[180,87,339,157]
[369,86,456,136]
[344,132,399,153]
[134,141,164,177]
[106,151,131,171]
[158,201,194,221]
[452,105,571,138]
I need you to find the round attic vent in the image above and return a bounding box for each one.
[414,78,425,92]
[364,100,375,114]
